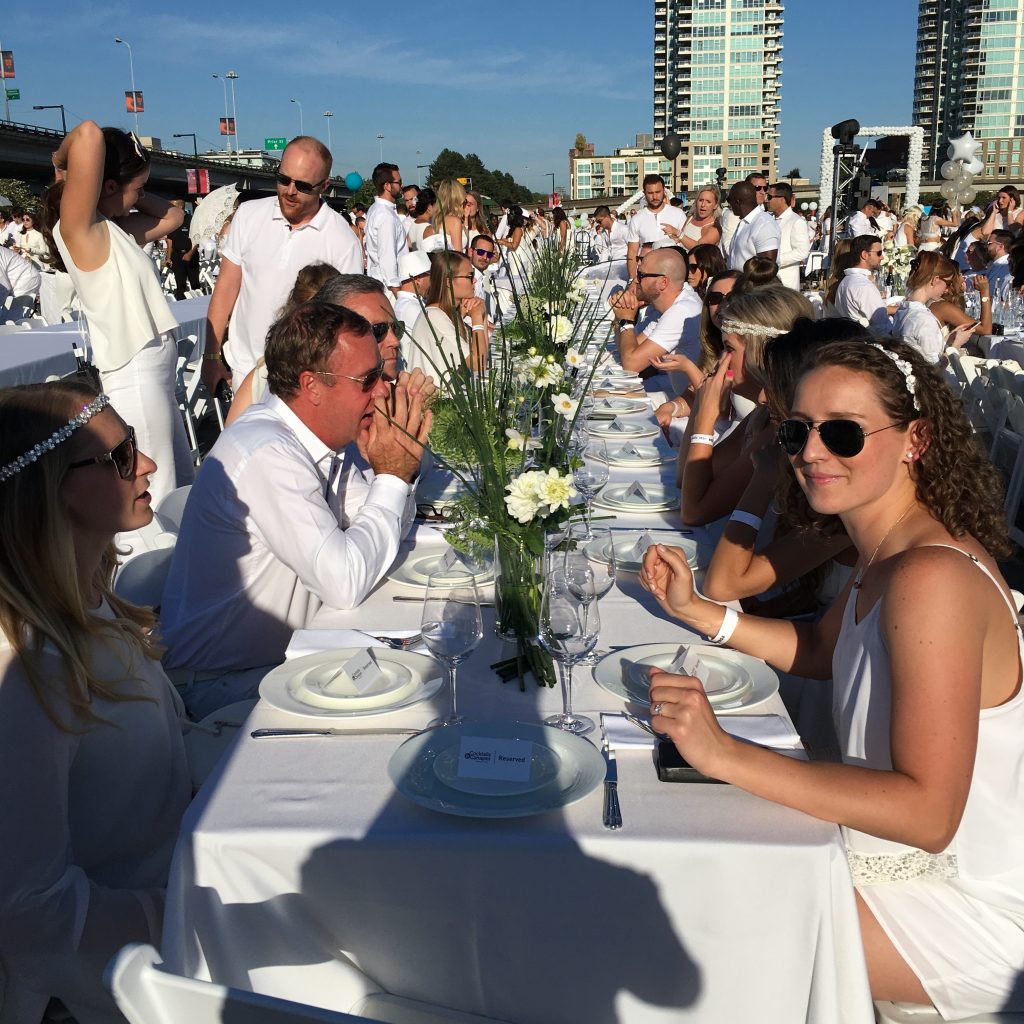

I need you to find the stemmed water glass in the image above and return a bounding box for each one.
[572,439,608,539]
[538,568,599,736]
[563,523,616,664]
[420,569,483,727]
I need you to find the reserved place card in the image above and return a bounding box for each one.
[456,736,534,782]
[322,649,383,696]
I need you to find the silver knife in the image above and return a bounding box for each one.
[602,742,622,830]
[251,727,421,738]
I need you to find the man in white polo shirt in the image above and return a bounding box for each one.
[625,174,686,280]
[766,182,810,291]
[364,162,409,293]
[613,247,703,393]
[835,235,893,333]
[202,135,362,395]
[727,180,780,271]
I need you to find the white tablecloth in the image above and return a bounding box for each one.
[162,383,872,1024]
[978,332,1024,365]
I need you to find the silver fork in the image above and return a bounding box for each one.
[368,632,423,649]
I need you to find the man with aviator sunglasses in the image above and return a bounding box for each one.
[202,135,362,399]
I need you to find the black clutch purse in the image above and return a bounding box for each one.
[654,739,728,784]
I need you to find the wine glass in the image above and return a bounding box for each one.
[538,568,599,736]
[420,569,483,727]
[563,523,616,664]
[572,439,608,538]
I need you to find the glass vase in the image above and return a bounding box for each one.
[493,535,542,644]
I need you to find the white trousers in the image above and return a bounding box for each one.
[100,335,194,506]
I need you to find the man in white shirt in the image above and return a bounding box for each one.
[393,250,430,340]
[766,182,810,291]
[613,247,703,390]
[364,163,409,293]
[986,229,1013,294]
[467,234,498,301]
[202,135,362,395]
[845,199,881,240]
[0,245,41,316]
[585,205,630,282]
[398,184,419,245]
[727,180,780,271]
[161,302,433,717]
[835,235,893,333]
[626,175,686,279]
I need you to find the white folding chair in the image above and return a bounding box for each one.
[154,484,192,533]
[113,547,175,609]
[875,1000,1024,1023]
[107,944,514,1024]
[175,333,226,465]
[0,321,32,335]
[803,250,824,279]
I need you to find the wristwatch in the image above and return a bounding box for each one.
[617,319,635,330]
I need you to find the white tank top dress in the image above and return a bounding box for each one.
[833,545,1024,1018]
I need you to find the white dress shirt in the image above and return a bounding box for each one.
[160,395,413,673]
[626,204,686,246]
[835,268,892,333]
[892,299,944,364]
[987,254,1011,295]
[0,246,41,305]
[775,207,811,291]
[221,197,362,383]
[364,195,409,291]
[845,211,877,239]
[718,207,738,256]
[595,221,630,265]
[393,289,425,336]
[728,207,782,270]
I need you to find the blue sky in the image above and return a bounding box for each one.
[3,0,918,193]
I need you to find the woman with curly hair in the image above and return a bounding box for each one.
[641,337,1023,1018]
[0,380,190,1022]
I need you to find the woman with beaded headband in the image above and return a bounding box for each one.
[677,286,813,529]
[48,121,193,506]
[641,337,1024,1017]
[0,381,190,1022]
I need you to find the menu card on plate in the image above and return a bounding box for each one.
[456,737,533,781]
[615,443,641,459]
[322,649,383,696]
[667,646,711,688]
[623,480,651,503]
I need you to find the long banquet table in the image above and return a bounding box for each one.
[161,368,873,1024]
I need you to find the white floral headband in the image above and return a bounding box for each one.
[720,318,787,339]
[0,393,110,483]
[870,344,921,412]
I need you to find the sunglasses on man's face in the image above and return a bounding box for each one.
[776,418,903,459]
[68,426,138,479]
[369,320,406,344]
[275,172,325,195]
[636,271,666,282]
[316,356,390,393]
[472,248,496,260]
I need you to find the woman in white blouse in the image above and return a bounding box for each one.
[668,186,722,250]
[892,252,976,364]
[14,210,49,263]
[0,380,190,1024]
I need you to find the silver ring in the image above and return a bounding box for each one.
[651,702,664,716]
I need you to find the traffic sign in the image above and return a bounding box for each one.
[6,88,19,100]
[264,137,286,151]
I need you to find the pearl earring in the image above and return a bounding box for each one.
[906,451,915,460]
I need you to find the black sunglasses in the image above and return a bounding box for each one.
[472,247,497,260]
[316,356,390,393]
[275,172,325,194]
[706,290,729,305]
[777,418,903,458]
[636,271,666,281]
[369,320,406,343]
[68,426,138,479]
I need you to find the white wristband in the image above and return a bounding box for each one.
[729,510,763,531]
[690,433,716,447]
[707,606,739,646]
[471,324,487,333]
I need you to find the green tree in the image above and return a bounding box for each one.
[574,133,588,153]
[425,150,537,204]
[786,168,801,179]
[0,177,37,212]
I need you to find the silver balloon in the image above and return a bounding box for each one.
[954,170,974,190]
[958,188,977,205]
[940,181,958,201]
[940,160,958,181]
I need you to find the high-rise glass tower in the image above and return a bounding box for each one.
[914,0,1024,179]
[653,0,783,192]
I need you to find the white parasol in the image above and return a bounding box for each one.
[189,183,239,245]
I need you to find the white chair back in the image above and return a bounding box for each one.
[113,548,175,608]
[155,484,192,533]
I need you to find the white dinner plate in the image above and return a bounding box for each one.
[592,643,780,714]
[586,420,660,440]
[585,531,707,573]
[388,721,605,818]
[592,483,680,513]
[259,649,444,719]
[386,549,495,590]
[593,377,644,393]
[595,443,675,468]
[590,397,649,416]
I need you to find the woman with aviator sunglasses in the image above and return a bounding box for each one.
[641,339,1024,1018]
[0,380,190,1023]
[48,121,192,506]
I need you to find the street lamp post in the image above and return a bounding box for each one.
[212,74,231,153]
[290,98,303,135]
[226,70,239,152]
[113,37,139,135]
[33,104,67,135]
[173,132,198,159]
[377,133,384,162]
[323,111,333,152]
[547,172,555,201]
[416,164,430,187]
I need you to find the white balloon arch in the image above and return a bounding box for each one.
[818,125,925,211]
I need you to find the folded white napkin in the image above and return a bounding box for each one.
[286,629,420,660]
[600,713,802,752]
[406,523,449,546]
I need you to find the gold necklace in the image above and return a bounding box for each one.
[852,502,917,590]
